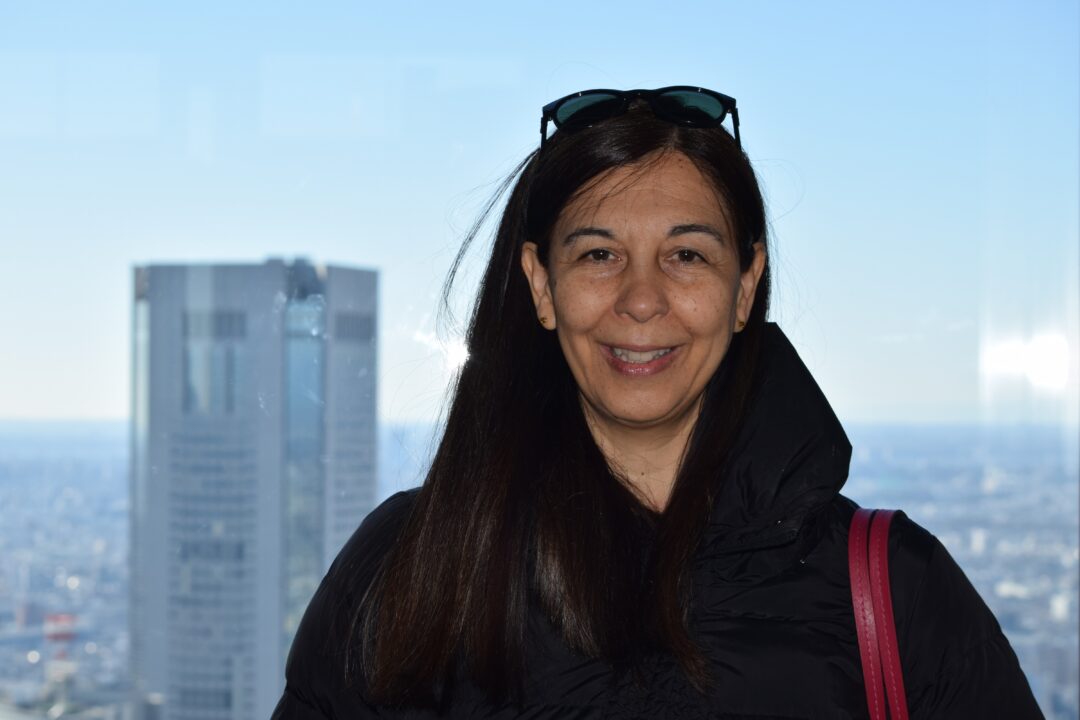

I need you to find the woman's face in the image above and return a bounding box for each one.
[521,150,766,432]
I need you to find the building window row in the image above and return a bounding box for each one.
[182,310,247,340]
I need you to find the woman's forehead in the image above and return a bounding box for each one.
[555,151,733,232]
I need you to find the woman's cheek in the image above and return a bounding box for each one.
[555,275,613,325]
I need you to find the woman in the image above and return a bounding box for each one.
[273,87,1042,719]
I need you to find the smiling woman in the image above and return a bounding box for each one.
[521,152,766,510]
[272,92,1042,719]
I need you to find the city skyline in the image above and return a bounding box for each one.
[0,419,1075,717]
[0,1,1076,427]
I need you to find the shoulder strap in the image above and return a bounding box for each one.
[849,508,910,720]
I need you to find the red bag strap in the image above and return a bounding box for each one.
[849,508,910,720]
[850,509,886,719]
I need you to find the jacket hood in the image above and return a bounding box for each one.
[697,322,852,558]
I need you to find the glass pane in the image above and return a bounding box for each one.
[0,5,1074,719]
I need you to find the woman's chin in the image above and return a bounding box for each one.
[587,397,700,432]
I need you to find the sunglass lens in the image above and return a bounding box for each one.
[654,91,727,125]
[555,93,625,128]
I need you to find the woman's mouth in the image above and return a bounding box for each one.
[602,344,680,376]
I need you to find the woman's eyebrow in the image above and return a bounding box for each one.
[563,226,614,246]
[562,223,726,246]
[670,223,726,242]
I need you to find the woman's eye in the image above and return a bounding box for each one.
[675,249,705,263]
[582,248,613,262]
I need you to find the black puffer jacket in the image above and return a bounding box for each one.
[272,323,1043,719]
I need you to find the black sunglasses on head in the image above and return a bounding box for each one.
[540,86,740,149]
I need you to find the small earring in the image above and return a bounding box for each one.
[736,319,746,331]
[539,316,549,328]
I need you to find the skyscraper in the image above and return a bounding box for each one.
[129,258,377,720]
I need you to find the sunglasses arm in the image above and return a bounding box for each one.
[540,116,549,147]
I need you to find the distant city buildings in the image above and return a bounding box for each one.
[0,422,1076,718]
[128,259,378,720]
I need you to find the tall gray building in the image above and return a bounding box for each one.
[129,258,377,720]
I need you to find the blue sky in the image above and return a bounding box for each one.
[0,0,1077,425]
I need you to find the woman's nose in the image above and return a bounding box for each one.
[613,265,669,323]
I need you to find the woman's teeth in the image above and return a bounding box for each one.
[611,347,673,364]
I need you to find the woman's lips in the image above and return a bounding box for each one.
[601,344,681,376]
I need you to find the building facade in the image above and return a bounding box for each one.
[129,259,377,720]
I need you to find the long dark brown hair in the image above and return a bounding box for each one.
[348,103,771,707]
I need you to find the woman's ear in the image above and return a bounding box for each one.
[521,242,556,329]
[736,241,767,327]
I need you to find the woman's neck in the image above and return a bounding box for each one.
[582,400,701,513]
